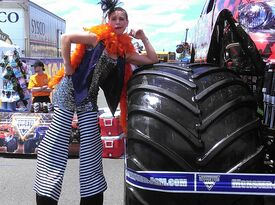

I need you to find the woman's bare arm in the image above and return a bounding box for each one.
[61,32,98,75]
[127,29,158,65]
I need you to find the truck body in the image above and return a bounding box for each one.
[0,0,65,58]
[189,0,274,66]
[186,0,275,171]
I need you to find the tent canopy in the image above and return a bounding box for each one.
[0,40,20,57]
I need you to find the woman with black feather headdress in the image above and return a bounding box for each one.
[99,0,121,19]
[33,1,158,205]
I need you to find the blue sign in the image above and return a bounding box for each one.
[125,168,275,195]
[126,169,194,192]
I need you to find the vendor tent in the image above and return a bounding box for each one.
[0,40,20,57]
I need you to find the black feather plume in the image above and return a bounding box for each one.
[98,0,120,16]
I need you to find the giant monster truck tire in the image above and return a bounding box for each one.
[125,63,264,205]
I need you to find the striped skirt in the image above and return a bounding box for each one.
[33,107,107,201]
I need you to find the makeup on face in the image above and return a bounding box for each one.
[108,10,128,34]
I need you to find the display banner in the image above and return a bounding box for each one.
[125,168,275,195]
[126,168,194,192]
[0,112,79,155]
[12,114,41,139]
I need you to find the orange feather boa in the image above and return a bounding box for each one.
[120,63,133,133]
[48,24,136,132]
[48,24,135,88]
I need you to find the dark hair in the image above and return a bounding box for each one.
[98,0,128,20]
[32,60,45,71]
[32,60,44,68]
[108,7,128,20]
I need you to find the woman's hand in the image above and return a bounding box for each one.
[129,29,147,41]
[127,28,158,65]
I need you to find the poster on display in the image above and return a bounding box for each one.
[0,112,80,156]
[0,49,32,112]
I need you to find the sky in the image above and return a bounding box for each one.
[31,0,203,52]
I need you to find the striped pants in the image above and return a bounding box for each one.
[33,108,107,201]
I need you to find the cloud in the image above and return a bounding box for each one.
[31,0,203,52]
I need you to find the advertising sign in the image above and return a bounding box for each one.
[126,168,275,196]
[0,112,79,155]
[29,5,65,46]
[29,4,65,57]
[0,1,65,57]
[0,8,24,47]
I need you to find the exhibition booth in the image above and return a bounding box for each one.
[0,108,125,157]
[0,48,124,157]
[0,111,80,156]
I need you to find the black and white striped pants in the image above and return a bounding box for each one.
[33,107,107,201]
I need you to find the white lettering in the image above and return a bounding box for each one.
[232,179,275,189]
[126,170,187,187]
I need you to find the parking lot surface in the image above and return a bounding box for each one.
[0,156,124,205]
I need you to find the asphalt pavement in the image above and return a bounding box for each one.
[0,90,125,205]
[0,155,124,205]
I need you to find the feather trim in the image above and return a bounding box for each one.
[119,63,133,133]
[48,24,135,88]
[84,24,135,57]
[48,44,86,88]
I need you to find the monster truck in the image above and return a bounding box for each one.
[0,124,18,153]
[24,126,49,154]
[125,0,275,205]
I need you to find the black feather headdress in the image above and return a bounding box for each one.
[98,0,121,19]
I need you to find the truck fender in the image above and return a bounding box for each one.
[208,9,265,75]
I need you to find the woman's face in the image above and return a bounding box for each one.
[108,10,128,35]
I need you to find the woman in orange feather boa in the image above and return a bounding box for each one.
[34,1,158,205]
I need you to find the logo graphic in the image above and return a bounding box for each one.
[0,29,13,43]
[12,115,40,139]
[199,175,220,191]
